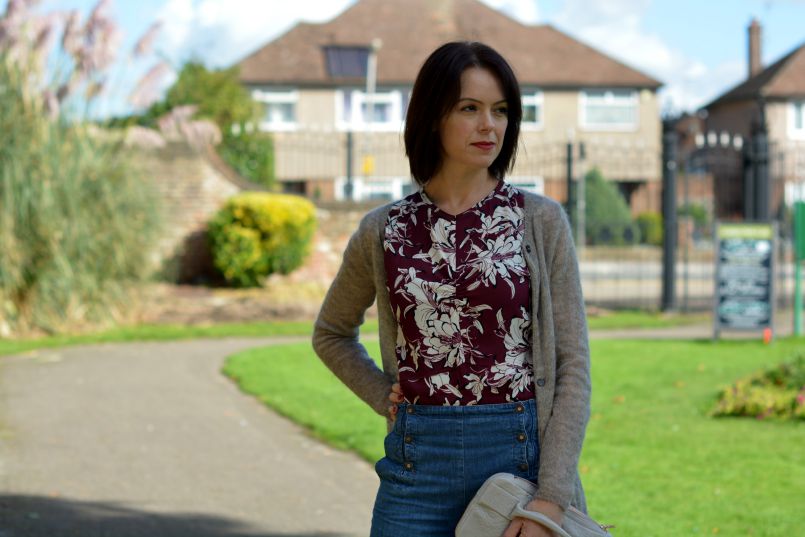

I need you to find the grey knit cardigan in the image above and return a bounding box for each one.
[312,190,591,511]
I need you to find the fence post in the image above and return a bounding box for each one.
[566,141,575,227]
[344,130,354,201]
[743,141,755,220]
[661,119,678,311]
[576,142,586,249]
[753,101,770,221]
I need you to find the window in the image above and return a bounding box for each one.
[792,101,805,139]
[323,46,370,78]
[253,90,297,131]
[337,89,404,131]
[522,90,544,128]
[580,89,638,130]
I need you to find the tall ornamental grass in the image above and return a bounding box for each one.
[0,1,165,335]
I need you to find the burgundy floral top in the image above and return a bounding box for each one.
[383,181,534,405]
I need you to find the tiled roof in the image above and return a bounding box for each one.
[236,0,661,89]
[706,42,805,108]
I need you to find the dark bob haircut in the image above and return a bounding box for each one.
[404,41,522,186]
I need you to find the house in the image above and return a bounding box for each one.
[704,19,805,218]
[236,0,663,211]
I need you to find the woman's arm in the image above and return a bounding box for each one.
[312,215,394,417]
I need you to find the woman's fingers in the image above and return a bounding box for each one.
[388,383,404,403]
[502,519,523,537]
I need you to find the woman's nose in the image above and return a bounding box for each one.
[478,111,494,131]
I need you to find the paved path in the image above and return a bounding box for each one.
[0,315,795,536]
[0,337,377,537]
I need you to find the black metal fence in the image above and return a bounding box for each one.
[276,128,805,312]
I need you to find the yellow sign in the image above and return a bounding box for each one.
[717,223,773,240]
[362,155,375,175]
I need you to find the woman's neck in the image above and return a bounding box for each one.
[423,168,499,216]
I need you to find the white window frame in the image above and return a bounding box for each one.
[789,101,805,140]
[579,89,639,131]
[253,89,298,131]
[521,90,544,130]
[335,88,404,132]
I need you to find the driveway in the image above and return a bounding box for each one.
[0,338,378,537]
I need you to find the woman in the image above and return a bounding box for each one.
[312,41,590,537]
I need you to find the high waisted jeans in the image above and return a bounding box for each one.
[370,399,539,537]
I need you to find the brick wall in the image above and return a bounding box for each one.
[135,142,256,282]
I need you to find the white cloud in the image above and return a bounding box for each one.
[154,0,539,68]
[482,0,540,24]
[156,0,355,67]
[152,0,741,114]
[552,0,744,113]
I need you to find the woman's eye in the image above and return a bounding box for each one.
[461,104,477,112]
[495,107,508,115]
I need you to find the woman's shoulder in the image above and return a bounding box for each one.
[512,186,565,221]
[352,199,398,240]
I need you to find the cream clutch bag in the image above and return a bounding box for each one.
[455,473,613,537]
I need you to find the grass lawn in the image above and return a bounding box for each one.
[0,320,361,357]
[586,310,709,330]
[0,309,705,357]
[223,337,805,537]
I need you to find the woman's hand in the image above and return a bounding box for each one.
[502,499,564,537]
[388,382,404,421]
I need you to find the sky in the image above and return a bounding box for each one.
[13,0,805,117]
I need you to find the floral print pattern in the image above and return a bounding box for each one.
[384,181,534,405]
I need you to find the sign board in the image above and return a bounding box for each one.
[713,222,776,339]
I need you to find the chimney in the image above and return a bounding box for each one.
[748,18,762,78]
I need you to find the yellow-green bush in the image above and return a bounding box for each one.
[208,193,316,287]
[711,355,805,420]
[636,211,663,246]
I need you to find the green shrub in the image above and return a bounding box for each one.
[711,355,805,420]
[219,129,275,188]
[208,193,316,287]
[0,61,162,335]
[583,167,639,245]
[636,211,663,246]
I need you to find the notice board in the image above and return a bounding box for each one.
[714,222,776,339]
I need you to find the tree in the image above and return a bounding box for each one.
[584,168,639,245]
[145,61,260,132]
[134,62,275,188]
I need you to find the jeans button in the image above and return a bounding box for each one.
[515,404,524,413]
[406,406,414,414]
[518,463,528,472]
[517,433,526,442]
[404,461,414,470]
[404,435,413,443]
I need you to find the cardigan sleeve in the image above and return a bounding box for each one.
[312,212,394,417]
[534,201,592,509]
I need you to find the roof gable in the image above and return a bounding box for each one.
[706,42,805,108]
[236,0,661,89]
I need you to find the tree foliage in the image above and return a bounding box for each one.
[584,167,639,245]
[145,61,260,132]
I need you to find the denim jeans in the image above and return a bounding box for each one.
[370,399,539,537]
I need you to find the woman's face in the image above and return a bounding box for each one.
[438,67,508,175]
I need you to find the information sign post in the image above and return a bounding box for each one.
[713,222,776,340]
[794,202,805,336]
